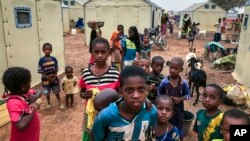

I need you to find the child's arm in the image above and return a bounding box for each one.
[15,102,39,130]
[80,88,93,99]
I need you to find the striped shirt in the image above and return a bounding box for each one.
[79,66,120,90]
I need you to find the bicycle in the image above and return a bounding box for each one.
[150,33,168,50]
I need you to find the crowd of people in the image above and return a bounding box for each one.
[2,20,249,141]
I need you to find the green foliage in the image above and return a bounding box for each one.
[209,0,247,11]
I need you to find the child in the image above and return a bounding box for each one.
[147,56,165,103]
[193,84,224,141]
[139,34,151,60]
[38,43,65,111]
[61,66,79,108]
[88,21,102,66]
[122,26,141,67]
[110,26,123,72]
[79,38,120,141]
[141,27,149,41]
[158,57,190,141]
[2,67,42,141]
[214,18,222,42]
[137,58,151,74]
[212,109,250,141]
[146,95,180,141]
[91,66,157,140]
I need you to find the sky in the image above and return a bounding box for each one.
[151,0,207,11]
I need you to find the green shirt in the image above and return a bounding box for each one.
[193,109,223,141]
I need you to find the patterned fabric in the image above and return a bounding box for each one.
[38,56,59,86]
[193,109,223,141]
[92,99,157,140]
[61,75,79,95]
[158,76,190,129]
[139,43,151,60]
[147,74,164,103]
[146,126,180,141]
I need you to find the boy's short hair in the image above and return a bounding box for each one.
[170,57,184,68]
[43,43,52,50]
[93,88,121,111]
[65,66,73,72]
[152,56,165,64]
[120,66,147,87]
[155,95,174,109]
[221,109,250,125]
[91,38,110,52]
[117,25,124,30]
[206,84,224,99]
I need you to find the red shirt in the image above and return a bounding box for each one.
[6,92,40,141]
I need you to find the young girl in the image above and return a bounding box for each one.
[193,84,224,141]
[79,38,120,141]
[139,34,151,60]
[2,67,42,141]
[61,66,79,108]
[122,26,141,67]
[146,95,180,141]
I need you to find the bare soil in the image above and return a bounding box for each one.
[0,29,237,141]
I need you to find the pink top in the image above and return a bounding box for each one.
[6,91,40,141]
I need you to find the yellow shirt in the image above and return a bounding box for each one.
[61,75,79,94]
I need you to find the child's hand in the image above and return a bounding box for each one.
[73,81,77,86]
[171,96,182,104]
[149,83,156,91]
[132,59,139,66]
[145,98,152,111]
[80,89,93,99]
[30,102,40,110]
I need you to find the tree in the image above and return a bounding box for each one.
[209,0,247,11]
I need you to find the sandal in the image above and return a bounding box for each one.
[45,104,52,110]
[59,105,65,111]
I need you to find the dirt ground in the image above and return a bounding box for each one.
[0,28,237,141]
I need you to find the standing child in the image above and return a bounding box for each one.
[122,26,141,67]
[147,56,165,103]
[158,57,190,141]
[61,66,79,108]
[193,84,224,141]
[139,34,152,60]
[213,109,250,141]
[79,38,120,141]
[38,43,65,111]
[214,18,222,42]
[91,66,157,140]
[2,67,41,141]
[146,95,180,141]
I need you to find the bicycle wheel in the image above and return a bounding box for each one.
[160,37,168,50]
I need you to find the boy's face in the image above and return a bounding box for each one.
[65,68,73,78]
[139,59,150,74]
[143,36,150,44]
[117,26,124,35]
[43,45,52,56]
[144,28,148,34]
[121,76,148,112]
[151,60,164,75]
[157,99,173,124]
[221,117,249,141]
[202,87,221,110]
[169,61,183,78]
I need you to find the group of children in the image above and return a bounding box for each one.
[2,24,250,141]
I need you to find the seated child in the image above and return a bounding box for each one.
[146,95,180,141]
[193,84,224,141]
[147,56,165,103]
[91,66,157,140]
[213,109,250,141]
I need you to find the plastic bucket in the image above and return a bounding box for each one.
[71,29,77,35]
[183,110,194,136]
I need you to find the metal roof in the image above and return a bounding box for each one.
[182,2,208,12]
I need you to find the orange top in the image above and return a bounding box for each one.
[110,32,122,50]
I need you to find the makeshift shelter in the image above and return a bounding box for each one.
[0,0,65,93]
[180,2,226,31]
[84,0,162,46]
[233,0,250,94]
[62,2,70,33]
